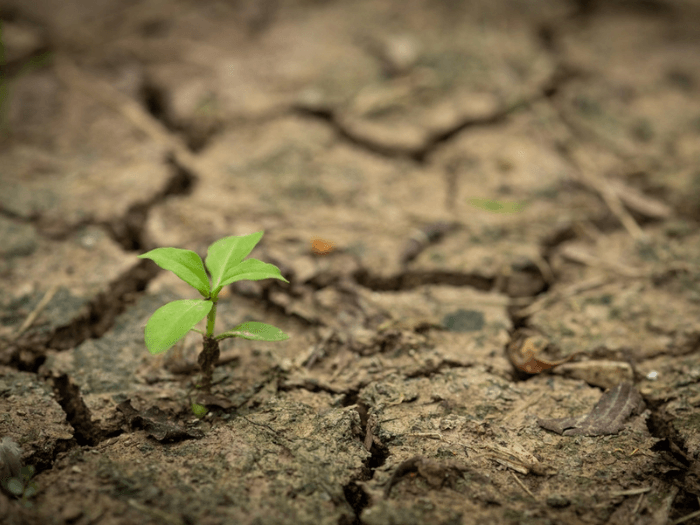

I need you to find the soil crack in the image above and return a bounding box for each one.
[293,66,577,163]
[340,401,389,524]
[6,259,159,371]
[353,269,494,292]
[46,373,103,446]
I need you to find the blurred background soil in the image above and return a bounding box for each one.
[1,0,700,524]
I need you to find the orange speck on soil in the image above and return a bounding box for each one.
[311,237,335,255]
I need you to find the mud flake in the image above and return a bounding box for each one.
[117,399,204,442]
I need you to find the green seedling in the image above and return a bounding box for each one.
[191,402,209,419]
[138,231,289,394]
[467,197,528,214]
[1,465,38,508]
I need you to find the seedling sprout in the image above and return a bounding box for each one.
[138,231,289,395]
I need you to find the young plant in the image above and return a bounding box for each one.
[0,437,36,508]
[1,466,38,509]
[138,231,289,394]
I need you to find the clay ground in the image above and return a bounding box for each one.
[1,0,700,523]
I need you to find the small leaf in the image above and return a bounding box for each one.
[206,232,264,291]
[144,300,213,355]
[138,248,210,298]
[20,465,34,482]
[217,321,289,342]
[7,478,23,496]
[468,198,527,214]
[23,482,37,498]
[213,259,288,293]
[191,402,208,418]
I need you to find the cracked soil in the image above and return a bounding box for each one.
[1,0,700,524]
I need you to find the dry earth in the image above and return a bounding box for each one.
[1,0,700,524]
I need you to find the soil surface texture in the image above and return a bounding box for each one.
[1,0,700,524]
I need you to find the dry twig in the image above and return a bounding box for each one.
[13,284,59,341]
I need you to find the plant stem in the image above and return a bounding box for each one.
[199,295,219,393]
[198,336,220,394]
[206,298,217,337]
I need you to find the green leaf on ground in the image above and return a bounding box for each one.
[191,402,209,418]
[467,198,527,214]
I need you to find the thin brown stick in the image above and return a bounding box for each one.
[610,487,651,497]
[510,471,536,500]
[548,100,649,242]
[671,508,700,525]
[13,284,59,341]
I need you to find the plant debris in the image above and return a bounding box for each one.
[507,330,577,374]
[537,382,645,436]
[384,456,471,498]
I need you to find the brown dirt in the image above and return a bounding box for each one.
[1,0,700,523]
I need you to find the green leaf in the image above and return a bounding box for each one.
[467,198,527,214]
[206,232,264,291]
[23,482,37,498]
[191,402,208,418]
[212,259,288,294]
[138,248,210,298]
[216,321,289,342]
[20,466,34,482]
[144,300,213,355]
[7,478,23,496]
